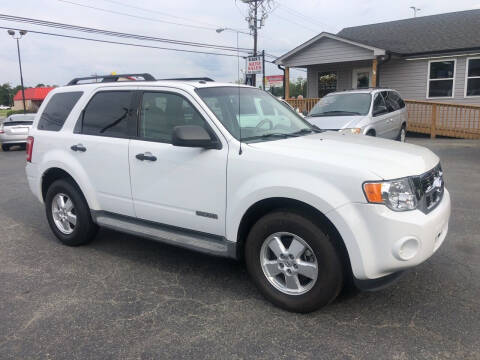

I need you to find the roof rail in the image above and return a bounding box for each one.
[160,77,215,82]
[67,73,155,86]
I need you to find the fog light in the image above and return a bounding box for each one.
[393,237,420,261]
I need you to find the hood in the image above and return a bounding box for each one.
[305,115,365,130]
[248,132,439,180]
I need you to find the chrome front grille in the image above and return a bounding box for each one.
[412,163,444,214]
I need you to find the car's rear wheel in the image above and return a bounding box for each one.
[245,210,344,313]
[2,144,9,151]
[45,179,98,246]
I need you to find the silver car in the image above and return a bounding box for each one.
[305,89,408,141]
[0,114,36,151]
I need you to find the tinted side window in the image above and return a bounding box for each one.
[373,94,388,116]
[382,91,399,112]
[38,92,83,131]
[389,91,405,109]
[139,92,207,143]
[82,91,134,137]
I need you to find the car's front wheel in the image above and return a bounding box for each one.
[245,210,344,313]
[45,179,98,246]
[1,144,9,151]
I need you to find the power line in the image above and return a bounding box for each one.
[57,0,221,32]
[270,13,321,33]
[0,14,252,52]
[100,0,244,32]
[277,4,329,29]
[0,26,250,58]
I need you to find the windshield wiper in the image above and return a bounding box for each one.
[244,133,298,141]
[290,128,321,136]
[309,110,361,117]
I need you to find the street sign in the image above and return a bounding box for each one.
[265,75,284,88]
[246,56,263,74]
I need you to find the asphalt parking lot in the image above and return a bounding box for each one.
[0,138,479,359]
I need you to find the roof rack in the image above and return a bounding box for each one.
[160,77,215,82]
[67,73,155,86]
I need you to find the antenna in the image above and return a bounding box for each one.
[410,6,421,17]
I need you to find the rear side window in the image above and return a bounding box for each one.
[389,91,405,109]
[38,92,83,131]
[81,91,134,137]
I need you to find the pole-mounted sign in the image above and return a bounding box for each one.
[246,56,263,74]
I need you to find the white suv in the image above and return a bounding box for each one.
[25,74,451,312]
[306,89,408,141]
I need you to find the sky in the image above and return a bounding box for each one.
[1,0,480,87]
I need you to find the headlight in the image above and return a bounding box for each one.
[363,177,417,211]
[339,128,362,135]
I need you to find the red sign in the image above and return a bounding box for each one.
[265,75,284,87]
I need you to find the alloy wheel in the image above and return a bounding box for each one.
[51,193,77,234]
[260,232,318,295]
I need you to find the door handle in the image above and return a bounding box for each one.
[136,152,157,161]
[71,144,87,152]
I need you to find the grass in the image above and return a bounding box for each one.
[0,109,8,118]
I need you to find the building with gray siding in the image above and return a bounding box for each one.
[275,9,480,105]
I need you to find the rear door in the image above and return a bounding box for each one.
[69,89,136,217]
[128,88,228,236]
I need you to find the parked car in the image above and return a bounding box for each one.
[0,105,11,110]
[305,89,408,141]
[26,74,450,312]
[0,113,35,151]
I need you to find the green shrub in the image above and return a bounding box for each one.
[6,109,36,117]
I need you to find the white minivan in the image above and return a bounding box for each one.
[305,89,408,141]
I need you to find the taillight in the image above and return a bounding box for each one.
[26,136,34,162]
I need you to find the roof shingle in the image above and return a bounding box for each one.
[337,9,480,55]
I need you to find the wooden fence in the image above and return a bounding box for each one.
[285,98,480,139]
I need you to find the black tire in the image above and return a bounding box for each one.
[245,210,344,313]
[45,178,98,246]
[396,123,407,142]
[1,144,9,151]
[366,130,375,137]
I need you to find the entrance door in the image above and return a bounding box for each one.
[352,68,372,89]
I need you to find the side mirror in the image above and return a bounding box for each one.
[302,110,308,116]
[373,106,388,116]
[172,125,219,149]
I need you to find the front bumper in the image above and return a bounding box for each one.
[328,188,451,280]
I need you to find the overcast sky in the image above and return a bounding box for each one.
[1,0,480,87]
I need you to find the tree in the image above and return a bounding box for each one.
[35,83,46,87]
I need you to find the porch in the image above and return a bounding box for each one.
[285,98,480,140]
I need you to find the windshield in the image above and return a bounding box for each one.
[308,93,371,117]
[196,87,315,142]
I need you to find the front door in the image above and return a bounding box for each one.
[129,89,228,236]
[352,68,372,89]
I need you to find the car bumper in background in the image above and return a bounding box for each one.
[0,134,28,144]
[328,188,451,280]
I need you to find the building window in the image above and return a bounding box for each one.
[427,60,455,98]
[465,58,480,97]
[318,72,337,97]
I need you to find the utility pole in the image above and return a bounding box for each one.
[241,0,274,87]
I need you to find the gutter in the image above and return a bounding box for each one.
[376,51,392,87]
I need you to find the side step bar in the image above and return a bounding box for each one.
[92,211,237,259]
